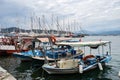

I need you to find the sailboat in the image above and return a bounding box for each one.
[42,40,112,74]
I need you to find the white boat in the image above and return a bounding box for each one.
[42,40,112,74]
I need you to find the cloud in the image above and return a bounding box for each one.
[0,0,120,32]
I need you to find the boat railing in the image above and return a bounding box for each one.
[0,45,15,50]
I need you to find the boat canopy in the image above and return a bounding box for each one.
[56,41,111,47]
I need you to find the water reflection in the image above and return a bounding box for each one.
[0,54,118,80]
[0,56,114,80]
[1,36,120,80]
[30,63,112,80]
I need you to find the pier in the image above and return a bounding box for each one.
[0,66,16,80]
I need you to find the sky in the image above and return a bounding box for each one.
[0,0,120,32]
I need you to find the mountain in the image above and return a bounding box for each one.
[94,30,120,35]
[0,27,66,34]
[77,30,120,36]
[91,30,120,36]
[74,30,94,36]
[1,27,28,33]
[1,27,120,36]
[75,30,97,36]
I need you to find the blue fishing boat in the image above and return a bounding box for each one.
[13,44,83,61]
[12,35,76,61]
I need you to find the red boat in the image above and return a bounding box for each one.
[0,37,32,56]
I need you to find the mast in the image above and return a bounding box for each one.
[31,16,33,33]
[56,16,59,36]
[74,20,76,32]
[62,19,65,37]
[38,17,42,34]
[35,16,38,34]
[51,14,54,35]
[0,24,1,33]
[67,18,70,36]
[42,15,45,35]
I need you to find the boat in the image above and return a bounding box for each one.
[13,42,83,61]
[12,35,84,61]
[42,40,112,74]
[0,36,33,56]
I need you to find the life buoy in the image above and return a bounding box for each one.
[50,35,56,43]
[82,55,95,61]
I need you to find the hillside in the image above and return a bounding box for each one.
[1,27,120,36]
[96,30,120,35]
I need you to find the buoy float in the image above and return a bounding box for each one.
[98,62,103,70]
[79,64,83,73]
[118,71,120,77]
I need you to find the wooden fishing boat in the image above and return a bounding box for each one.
[13,43,83,62]
[42,40,112,74]
[12,36,74,61]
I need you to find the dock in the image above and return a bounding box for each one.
[0,66,16,80]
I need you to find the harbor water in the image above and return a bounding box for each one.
[0,36,120,80]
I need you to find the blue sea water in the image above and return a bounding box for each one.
[0,36,120,80]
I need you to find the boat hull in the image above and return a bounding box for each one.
[0,49,28,56]
[42,63,106,74]
[42,64,78,74]
[42,55,111,74]
[0,50,20,56]
[12,52,33,61]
